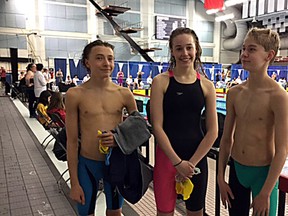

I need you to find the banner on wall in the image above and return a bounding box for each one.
[69,59,87,80]
[158,65,163,73]
[119,63,124,72]
[138,64,143,72]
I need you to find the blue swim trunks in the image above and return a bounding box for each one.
[77,155,124,216]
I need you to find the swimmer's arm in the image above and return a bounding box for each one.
[189,79,218,165]
[218,90,236,179]
[66,88,81,187]
[150,75,181,165]
[259,92,288,196]
[103,88,137,148]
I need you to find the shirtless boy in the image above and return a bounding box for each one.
[217,27,288,216]
[66,40,137,216]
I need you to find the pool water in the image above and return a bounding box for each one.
[134,95,227,117]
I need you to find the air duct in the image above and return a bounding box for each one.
[280,36,288,50]
[217,7,248,50]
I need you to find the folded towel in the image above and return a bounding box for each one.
[113,111,151,155]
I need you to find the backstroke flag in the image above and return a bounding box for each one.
[204,0,224,10]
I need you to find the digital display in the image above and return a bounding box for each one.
[155,15,187,40]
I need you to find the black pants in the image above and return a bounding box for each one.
[26,87,36,116]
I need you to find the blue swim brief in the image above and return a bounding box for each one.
[77,155,124,216]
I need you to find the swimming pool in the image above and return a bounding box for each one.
[134,95,227,117]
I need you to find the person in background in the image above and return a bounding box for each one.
[19,71,25,80]
[49,68,55,80]
[146,75,153,88]
[82,73,90,83]
[36,90,52,127]
[133,77,139,89]
[25,63,37,118]
[34,63,47,101]
[0,66,6,87]
[126,75,133,90]
[137,71,144,86]
[235,76,243,84]
[42,67,50,90]
[56,68,64,85]
[218,27,288,216]
[47,91,66,127]
[66,40,137,216]
[72,75,79,86]
[42,67,49,82]
[116,70,124,86]
[278,77,287,89]
[271,72,277,81]
[48,68,56,90]
[224,69,231,84]
[65,75,72,85]
[150,27,218,216]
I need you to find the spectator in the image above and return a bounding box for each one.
[0,66,6,87]
[47,92,66,127]
[82,73,90,83]
[65,75,72,85]
[34,63,47,100]
[37,90,52,127]
[116,71,124,86]
[126,75,133,90]
[25,63,37,118]
[56,68,64,85]
[146,75,153,88]
[72,75,79,86]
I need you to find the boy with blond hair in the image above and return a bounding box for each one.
[218,28,288,216]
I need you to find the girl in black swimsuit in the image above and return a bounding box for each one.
[150,27,218,215]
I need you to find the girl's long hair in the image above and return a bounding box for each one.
[47,92,65,111]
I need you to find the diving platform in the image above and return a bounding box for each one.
[96,5,131,16]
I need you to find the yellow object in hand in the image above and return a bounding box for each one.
[175,179,194,200]
[98,130,109,154]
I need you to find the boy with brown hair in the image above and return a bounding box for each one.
[218,27,288,216]
[66,40,137,216]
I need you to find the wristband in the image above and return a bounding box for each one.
[173,160,183,167]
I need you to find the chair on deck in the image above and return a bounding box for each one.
[36,108,61,149]
[49,127,70,191]
[49,112,65,128]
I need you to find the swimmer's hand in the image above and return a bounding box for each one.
[175,160,195,179]
[250,193,269,216]
[98,130,109,154]
[70,184,85,205]
[97,130,117,149]
[217,176,234,209]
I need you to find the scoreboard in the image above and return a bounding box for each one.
[155,15,187,40]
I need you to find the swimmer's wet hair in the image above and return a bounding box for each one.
[81,40,115,72]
